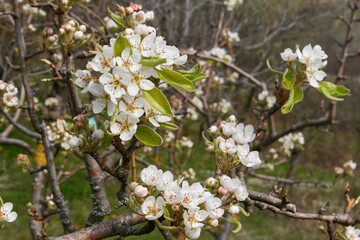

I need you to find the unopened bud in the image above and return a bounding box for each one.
[48,36,56,43]
[68,20,76,27]
[86,62,93,71]
[209,219,218,227]
[134,185,147,198]
[64,24,73,32]
[218,186,227,195]
[69,136,83,148]
[228,115,236,122]
[205,177,217,187]
[74,31,84,40]
[92,129,104,140]
[145,11,154,21]
[209,126,218,134]
[46,27,53,35]
[59,28,65,35]
[118,6,125,14]
[125,6,134,15]
[228,205,240,215]
[130,182,138,191]
[62,0,69,5]
[206,145,214,153]
[79,25,86,33]
[172,204,180,211]
[132,4,142,11]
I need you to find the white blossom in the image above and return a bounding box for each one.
[183,207,208,229]
[110,113,139,141]
[280,48,297,61]
[206,197,224,219]
[141,196,165,220]
[0,202,17,223]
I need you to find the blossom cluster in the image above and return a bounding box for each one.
[46,119,72,150]
[0,81,19,108]
[59,20,88,43]
[204,47,232,62]
[278,132,305,156]
[131,165,248,239]
[334,160,357,176]
[210,99,231,114]
[207,115,261,169]
[0,198,17,224]
[258,90,276,109]
[74,8,187,141]
[224,0,243,11]
[280,44,327,88]
[222,29,240,43]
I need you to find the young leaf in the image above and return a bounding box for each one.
[100,132,114,150]
[223,218,242,233]
[139,57,167,68]
[159,122,179,130]
[282,68,296,90]
[281,86,303,114]
[135,125,163,146]
[107,8,126,29]
[114,35,132,58]
[267,59,284,77]
[177,62,207,82]
[157,68,196,92]
[143,88,174,116]
[316,81,350,101]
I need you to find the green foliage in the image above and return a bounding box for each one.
[114,35,131,58]
[223,217,242,233]
[177,62,207,82]
[281,86,303,114]
[159,122,179,130]
[143,88,174,117]
[139,57,167,68]
[282,68,296,90]
[157,68,196,92]
[107,8,126,29]
[316,81,350,101]
[135,125,163,146]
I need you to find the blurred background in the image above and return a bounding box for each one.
[0,0,359,239]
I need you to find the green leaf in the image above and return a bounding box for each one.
[100,132,114,150]
[159,122,179,130]
[267,59,284,77]
[177,62,207,82]
[282,68,296,90]
[316,81,350,101]
[157,68,196,92]
[143,88,174,116]
[135,125,163,146]
[139,57,167,68]
[114,35,131,58]
[281,86,303,114]
[202,131,213,146]
[223,218,242,233]
[107,8,126,29]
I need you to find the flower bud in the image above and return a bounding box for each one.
[59,28,65,35]
[86,61,93,71]
[132,4,142,11]
[205,177,217,187]
[46,27,53,35]
[172,204,180,211]
[130,182,138,191]
[209,219,218,227]
[218,186,227,195]
[79,25,86,33]
[125,6,134,15]
[229,205,240,215]
[62,0,69,5]
[68,20,76,27]
[206,145,214,153]
[74,31,84,40]
[228,115,236,122]
[134,185,147,198]
[145,11,154,21]
[209,126,218,134]
[48,36,56,43]
[64,24,73,32]
[92,129,104,140]
[118,6,125,14]
[69,136,83,148]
